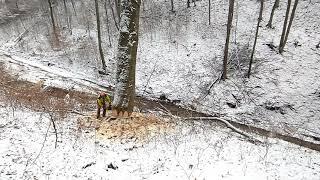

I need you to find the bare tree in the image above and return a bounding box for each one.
[279,0,291,53]
[47,0,56,32]
[266,0,280,28]
[171,0,174,12]
[115,0,120,18]
[248,0,264,78]
[104,0,112,47]
[209,0,211,25]
[70,0,77,15]
[281,0,299,52]
[222,0,235,80]
[108,0,119,30]
[112,0,141,116]
[95,0,106,72]
[63,0,72,34]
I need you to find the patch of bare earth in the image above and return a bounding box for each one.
[0,62,96,117]
[77,111,173,142]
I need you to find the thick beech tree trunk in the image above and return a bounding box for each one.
[112,0,141,116]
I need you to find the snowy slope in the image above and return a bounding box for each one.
[0,0,319,142]
[0,106,319,180]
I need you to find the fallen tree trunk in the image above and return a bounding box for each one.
[184,116,263,144]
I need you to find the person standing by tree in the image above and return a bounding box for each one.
[97,92,112,119]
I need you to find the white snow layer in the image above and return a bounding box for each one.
[0,107,319,180]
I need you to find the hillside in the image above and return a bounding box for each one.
[1,0,319,141]
[0,0,320,179]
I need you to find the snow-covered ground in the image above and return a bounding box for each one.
[1,106,320,180]
[0,0,319,141]
[0,0,320,179]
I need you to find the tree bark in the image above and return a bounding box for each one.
[112,0,141,116]
[222,0,235,80]
[282,0,299,50]
[266,0,279,28]
[279,0,292,53]
[115,0,120,19]
[108,0,120,30]
[47,0,56,32]
[104,0,112,47]
[171,0,174,12]
[209,0,211,25]
[70,0,77,15]
[248,0,264,78]
[63,0,72,34]
[95,0,106,71]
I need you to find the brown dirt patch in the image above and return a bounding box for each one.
[0,62,96,117]
[77,111,173,142]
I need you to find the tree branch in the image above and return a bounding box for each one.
[184,116,262,144]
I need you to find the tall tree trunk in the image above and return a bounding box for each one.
[104,0,112,47]
[222,0,235,80]
[108,0,120,31]
[95,0,106,72]
[279,0,292,53]
[209,0,211,25]
[70,0,77,15]
[170,0,174,12]
[115,0,120,19]
[47,0,60,48]
[248,0,264,78]
[266,0,279,28]
[112,0,141,116]
[282,0,299,50]
[48,0,56,32]
[63,0,72,34]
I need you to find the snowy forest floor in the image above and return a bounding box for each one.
[1,0,320,179]
[0,0,319,145]
[1,54,320,179]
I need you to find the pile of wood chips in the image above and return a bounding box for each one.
[77,111,173,142]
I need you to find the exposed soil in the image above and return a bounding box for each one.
[77,111,172,142]
[0,62,96,117]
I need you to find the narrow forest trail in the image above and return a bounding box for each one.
[0,51,319,152]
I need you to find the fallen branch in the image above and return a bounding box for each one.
[196,74,222,102]
[49,114,58,148]
[68,110,87,116]
[142,61,157,95]
[25,120,51,172]
[184,116,262,144]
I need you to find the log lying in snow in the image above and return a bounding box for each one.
[184,116,263,144]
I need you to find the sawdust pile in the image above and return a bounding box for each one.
[78,111,173,141]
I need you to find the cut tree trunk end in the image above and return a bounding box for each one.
[112,109,131,117]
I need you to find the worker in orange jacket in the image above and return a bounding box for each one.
[97,92,112,119]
